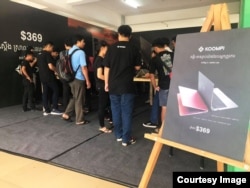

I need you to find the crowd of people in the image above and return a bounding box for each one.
[20,24,175,146]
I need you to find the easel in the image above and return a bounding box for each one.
[139,3,250,188]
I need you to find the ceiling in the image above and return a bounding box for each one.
[10,0,241,32]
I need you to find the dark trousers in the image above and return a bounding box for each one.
[61,80,71,111]
[97,87,112,127]
[22,79,35,110]
[41,81,59,112]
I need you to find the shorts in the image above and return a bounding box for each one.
[159,89,169,107]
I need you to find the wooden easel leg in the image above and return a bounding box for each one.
[217,161,224,171]
[138,140,163,188]
[139,124,164,188]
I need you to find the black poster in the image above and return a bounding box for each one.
[163,28,250,161]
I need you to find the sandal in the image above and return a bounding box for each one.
[62,114,73,122]
[76,120,90,125]
[99,127,112,133]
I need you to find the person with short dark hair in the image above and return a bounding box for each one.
[62,34,91,125]
[58,36,73,111]
[104,25,141,146]
[37,41,62,116]
[94,40,112,133]
[143,37,174,130]
[21,51,36,111]
[149,37,174,132]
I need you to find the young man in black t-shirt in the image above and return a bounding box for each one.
[104,25,141,146]
[149,37,174,131]
[21,51,36,111]
[37,41,62,116]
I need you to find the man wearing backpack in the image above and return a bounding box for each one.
[58,37,73,111]
[62,34,91,125]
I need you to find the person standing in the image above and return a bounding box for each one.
[94,40,112,133]
[59,37,73,111]
[149,37,173,132]
[142,50,160,128]
[37,41,62,116]
[104,25,141,146]
[21,51,36,112]
[62,34,91,125]
[143,37,173,129]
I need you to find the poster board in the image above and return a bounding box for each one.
[163,27,250,162]
[139,3,250,188]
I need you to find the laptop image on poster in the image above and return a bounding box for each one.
[177,86,208,116]
[177,72,238,116]
[198,71,238,111]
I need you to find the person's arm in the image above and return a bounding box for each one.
[97,67,104,80]
[149,73,159,91]
[82,66,91,89]
[30,57,37,67]
[104,67,110,92]
[48,63,58,76]
[21,66,32,82]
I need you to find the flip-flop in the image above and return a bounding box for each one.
[99,127,112,133]
[76,120,90,125]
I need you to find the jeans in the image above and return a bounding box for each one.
[150,91,159,125]
[109,93,135,143]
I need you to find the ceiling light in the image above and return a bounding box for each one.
[123,0,139,9]
[67,0,100,4]
[66,0,82,3]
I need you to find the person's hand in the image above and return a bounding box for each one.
[86,80,91,89]
[104,84,109,92]
[155,86,160,92]
[144,73,150,78]
[27,77,32,83]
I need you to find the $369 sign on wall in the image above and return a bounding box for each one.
[20,30,43,43]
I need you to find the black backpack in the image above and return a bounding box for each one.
[56,49,80,82]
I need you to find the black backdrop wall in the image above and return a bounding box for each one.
[0,0,238,108]
[0,0,110,107]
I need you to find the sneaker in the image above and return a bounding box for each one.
[142,121,157,128]
[122,138,136,146]
[116,138,122,142]
[51,109,63,115]
[43,111,50,116]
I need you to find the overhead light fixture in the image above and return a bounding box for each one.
[123,0,139,9]
[10,0,47,9]
[67,0,100,4]
[67,0,83,3]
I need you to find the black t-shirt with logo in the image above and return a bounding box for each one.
[37,50,56,83]
[103,41,141,94]
[149,51,173,90]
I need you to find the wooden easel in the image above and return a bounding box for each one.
[139,3,250,188]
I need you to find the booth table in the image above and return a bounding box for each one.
[133,77,158,105]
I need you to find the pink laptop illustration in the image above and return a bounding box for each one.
[177,72,238,116]
[177,86,208,116]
